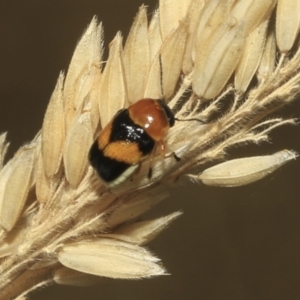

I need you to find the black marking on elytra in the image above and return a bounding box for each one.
[109,109,155,156]
[89,141,130,182]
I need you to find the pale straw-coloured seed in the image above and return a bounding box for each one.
[182,0,205,74]
[84,65,102,136]
[144,53,164,99]
[193,0,231,57]
[41,72,65,178]
[0,133,9,170]
[144,18,187,100]
[159,0,190,40]
[72,33,103,113]
[192,0,230,76]
[178,0,192,20]
[235,18,269,93]
[166,0,191,22]
[231,0,276,36]
[58,238,166,279]
[1,145,36,231]
[105,211,182,245]
[13,296,26,300]
[63,110,93,188]
[98,33,127,127]
[257,28,276,83]
[0,156,14,218]
[193,21,244,99]
[63,17,102,131]
[160,22,188,99]
[123,5,150,103]
[196,150,297,187]
[35,153,60,203]
[54,267,104,286]
[148,10,163,62]
[63,17,99,98]
[276,0,300,53]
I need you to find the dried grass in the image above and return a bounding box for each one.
[0,0,299,298]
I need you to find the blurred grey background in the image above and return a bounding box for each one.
[0,1,300,299]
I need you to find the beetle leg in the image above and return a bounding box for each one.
[160,140,181,162]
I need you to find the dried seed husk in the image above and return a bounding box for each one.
[58,238,166,279]
[177,0,192,20]
[159,0,190,40]
[193,22,244,99]
[106,211,182,245]
[193,0,231,56]
[182,0,205,74]
[1,145,36,231]
[161,22,188,99]
[235,19,268,93]
[0,133,9,170]
[148,10,163,62]
[54,267,104,286]
[107,186,169,228]
[0,156,14,218]
[123,5,150,103]
[257,28,276,83]
[63,110,93,188]
[63,18,103,130]
[276,0,300,53]
[13,296,26,300]
[41,72,65,178]
[143,54,163,99]
[74,40,103,113]
[63,17,99,94]
[35,153,60,203]
[231,0,276,36]
[144,22,187,100]
[84,66,102,135]
[98,33,127,127]
[197,150,297,187]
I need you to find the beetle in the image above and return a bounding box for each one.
[88,98,176,187]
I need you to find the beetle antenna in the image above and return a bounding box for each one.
[159,54,204,124]
[159,54,164,99]
[175,117,204,123]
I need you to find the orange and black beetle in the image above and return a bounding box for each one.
[89,98,175,187]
